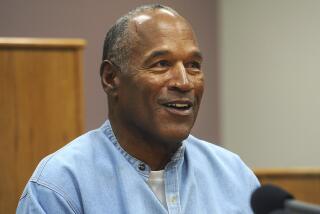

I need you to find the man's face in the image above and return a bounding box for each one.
[116,10,204,146]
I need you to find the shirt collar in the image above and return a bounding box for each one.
[101,120,186,177]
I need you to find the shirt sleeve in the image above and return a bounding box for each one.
[17,181,78,214]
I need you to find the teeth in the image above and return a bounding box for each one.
[166,103,190,108]
[175,104,188,108]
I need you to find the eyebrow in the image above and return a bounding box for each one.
[190,50,203,61]
[145,50,171,61]
[144,49,203,63]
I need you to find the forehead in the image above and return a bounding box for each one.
[129,10,199,52]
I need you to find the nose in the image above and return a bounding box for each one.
[167,62,193,92]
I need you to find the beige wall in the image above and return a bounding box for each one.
[220,0,320,167]
[0,0,219,143]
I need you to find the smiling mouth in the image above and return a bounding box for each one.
[163,103,192,110]
[161,100,193,115]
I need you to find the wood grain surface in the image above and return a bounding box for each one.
[0,38,85,213]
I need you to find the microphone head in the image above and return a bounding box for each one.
[251,184,294,214]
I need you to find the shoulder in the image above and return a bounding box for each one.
[185,135,242,164]
[20,123,116,212]
[184,135,259,186]
[31,127,109,181]
[182,136,259,212]
[32,121,119,181]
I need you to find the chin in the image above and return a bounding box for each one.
[160,125,192,144]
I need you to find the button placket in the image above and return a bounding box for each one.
[165,164,181,213]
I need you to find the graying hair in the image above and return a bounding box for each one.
[101,4,179,75]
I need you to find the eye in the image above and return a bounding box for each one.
[185,61,202,71]
[148,60,171,72]
[153,60,171,68]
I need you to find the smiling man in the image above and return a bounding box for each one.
[17,4,259,214]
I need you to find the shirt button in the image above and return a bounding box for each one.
[170,195,177,204]
[138,163,146,171]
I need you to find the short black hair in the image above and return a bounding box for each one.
[101,4,178,75]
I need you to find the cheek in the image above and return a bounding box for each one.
[193,75,205,99]
[124,79,158,115]
[133,74,166,96]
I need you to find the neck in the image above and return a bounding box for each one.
[109,114,181,170]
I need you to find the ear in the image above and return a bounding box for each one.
[100,60,120,97]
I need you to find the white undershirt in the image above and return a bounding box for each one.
[148,170,167,208]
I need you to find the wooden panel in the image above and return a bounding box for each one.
[255,168,320,204]
[0,37,86,48]
[0,38,85,213]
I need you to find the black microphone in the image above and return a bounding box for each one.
[251,184,320,214]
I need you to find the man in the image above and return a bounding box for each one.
[17,4,259,214]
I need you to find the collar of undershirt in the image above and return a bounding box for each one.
[149,170,165,181]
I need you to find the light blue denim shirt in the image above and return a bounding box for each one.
[17,120,259,213]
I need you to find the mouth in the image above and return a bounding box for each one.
[161,100,193,116]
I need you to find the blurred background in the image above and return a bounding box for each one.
[1,0,320,168]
